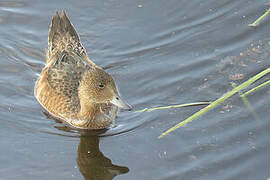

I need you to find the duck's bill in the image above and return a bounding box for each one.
[110,95,132,110]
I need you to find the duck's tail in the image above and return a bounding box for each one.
[46,10,86,63]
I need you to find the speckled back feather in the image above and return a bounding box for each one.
[47,51,92,113]
[47,11,96,66]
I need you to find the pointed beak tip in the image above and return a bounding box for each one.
[119,102,132,111]
[110,95,132,111]
[125,104,132,111]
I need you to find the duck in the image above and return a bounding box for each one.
[34,10,131,129]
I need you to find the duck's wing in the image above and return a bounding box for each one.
[47,10,97,67]
[46,50,91,113]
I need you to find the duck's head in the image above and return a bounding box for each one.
[78,68,132,110]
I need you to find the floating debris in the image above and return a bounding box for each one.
[229,74,244,81]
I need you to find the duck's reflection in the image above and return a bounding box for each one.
[77,134,129,180]
[50,116,129,180]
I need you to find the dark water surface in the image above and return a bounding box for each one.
[0,0,270,179]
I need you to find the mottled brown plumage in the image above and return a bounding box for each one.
[35,11,131,129]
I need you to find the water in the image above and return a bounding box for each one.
[0,0,270,179]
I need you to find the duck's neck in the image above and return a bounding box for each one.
[76,101,115,129]
[79,102,97,120]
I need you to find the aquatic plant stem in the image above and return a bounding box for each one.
[159,67,270,139]
[135,102,211,113]
[241,80,270,97]
[232,83,259,119]
[249,8,270,27]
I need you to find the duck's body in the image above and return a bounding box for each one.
[35,11,131,129]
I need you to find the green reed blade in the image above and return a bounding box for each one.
[249,9,270,27]
[159,67,270,139]
[135,102,211,113]
[241,80,270,97]
[232,82,259,119]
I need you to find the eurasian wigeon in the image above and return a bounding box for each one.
[34,11,131,129]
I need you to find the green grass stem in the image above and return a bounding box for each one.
[232,83,259,119]
[135,102,211,113]
[158,67,270,139]
[249,9,270,27]
[241,80,270,97]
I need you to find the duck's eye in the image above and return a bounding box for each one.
[98,83,105,89]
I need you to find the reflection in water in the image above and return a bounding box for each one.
[52,118,129,180]
[77,135,129,180]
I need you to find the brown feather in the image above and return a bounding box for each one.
[35,11,121,129]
